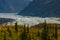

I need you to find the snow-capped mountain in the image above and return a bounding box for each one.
[18,0,60,17]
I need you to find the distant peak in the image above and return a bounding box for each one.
[18,0,60,17]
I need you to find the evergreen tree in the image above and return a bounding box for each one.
[7,27,11,37]
[47,36,51,40]
[54,25,58,40]
[41,20,49,40]
[15,22,18,32]
[4,32,6,40]
[26,24,31,40]
[51,31,55,40]
[21,24,31,40]
[21,24,27,40]
[49,25,52,31]
[37,30,41,40]
[26,24,29,33]
[51,26,55,40]
[37,30,40,37]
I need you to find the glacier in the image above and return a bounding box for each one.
[0,13,60,26]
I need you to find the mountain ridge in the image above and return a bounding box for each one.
[0,0,30,13]
[18,0,60,17]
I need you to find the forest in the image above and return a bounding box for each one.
[0,20,60,40]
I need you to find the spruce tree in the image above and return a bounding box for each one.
[37,30,40,37]
[54,25,58,40]
[21,24,27,40]
[41,20,48,40]
[52,31,55,40]
[15,22,18,32]
[51,26,55,40]
[26,24,29,33]
[26,24,31,40]
[47,36,51,40]
[7,27,11,37]
[4,32,6,40]
[37,30,41,40]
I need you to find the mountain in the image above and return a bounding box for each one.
[0,18,15,25]
[0,0,31,13]
[18,0,60,17]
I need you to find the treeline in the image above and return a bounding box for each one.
[0,20,59,40]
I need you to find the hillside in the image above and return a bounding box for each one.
[0,0,30,13]
[18,0,60,17]
[31,23,60,29]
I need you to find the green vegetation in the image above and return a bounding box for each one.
[0,21,59,40]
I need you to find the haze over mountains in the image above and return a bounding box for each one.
[18,0,60,17]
